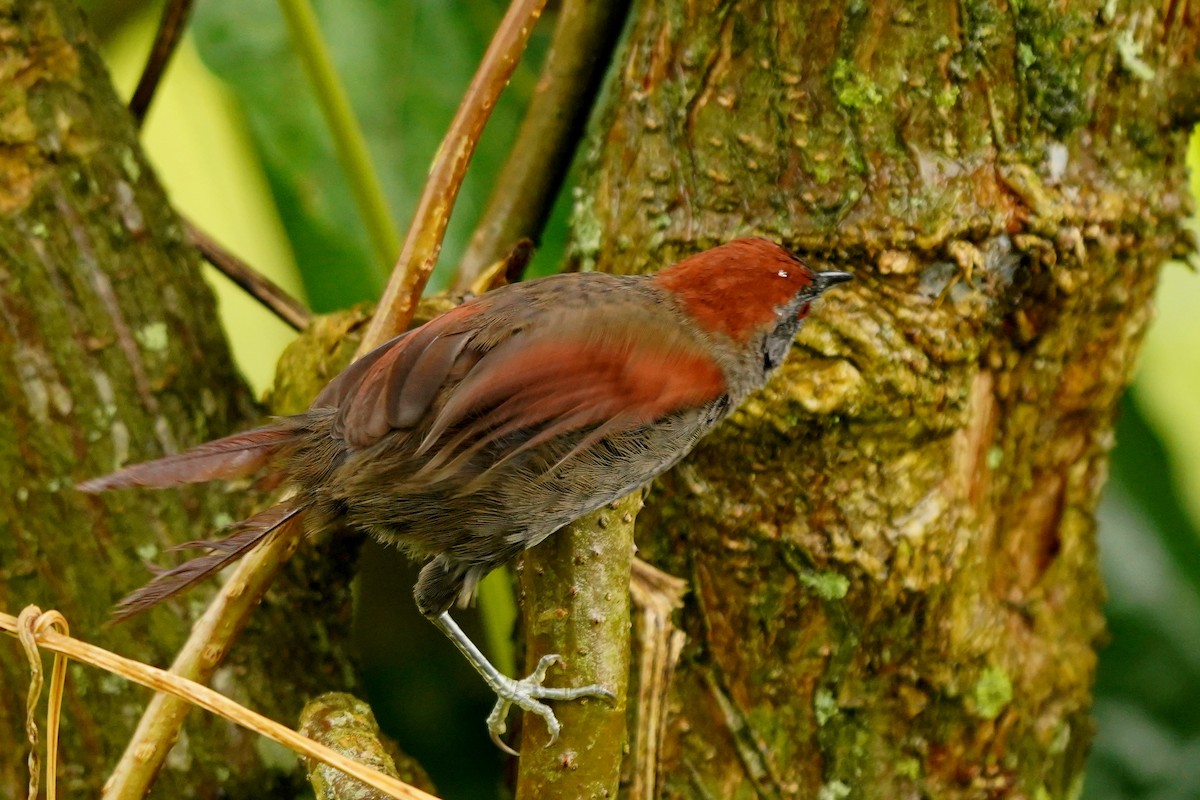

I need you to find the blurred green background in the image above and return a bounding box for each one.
[80,1,1200,797]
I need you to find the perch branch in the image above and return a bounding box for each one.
[514,493,638,796]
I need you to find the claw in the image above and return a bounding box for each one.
[489,718,520,757]
[530,653,561,683]
[483,652,611,754]
[431,612,614,755]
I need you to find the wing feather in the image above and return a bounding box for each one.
[316,301,487,447]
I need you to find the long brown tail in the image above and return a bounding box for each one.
[78,420,306,621]
[77,423,297,492]
[110,502,308,622]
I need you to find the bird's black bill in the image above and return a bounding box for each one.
[816,271,853,292]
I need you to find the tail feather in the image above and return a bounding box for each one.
[110,502,307,622]
[78,424,296,492]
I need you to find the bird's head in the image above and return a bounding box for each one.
[652,238,852,389]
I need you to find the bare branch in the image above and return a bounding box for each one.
[359,0,549,355]
[454,0,631,290]
[128,0,194,126]
[514,493,638,797]
[185,221,312,332]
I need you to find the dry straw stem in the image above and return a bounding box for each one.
[627,558,687,800]
[359,0,549,354]
[15,607,68,800]
[106,1,550,793]
[0,608,440,800]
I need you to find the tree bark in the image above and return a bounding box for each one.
[0,2,358,796]
[572,1,1197,797]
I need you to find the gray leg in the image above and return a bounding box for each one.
[430,611,614,755]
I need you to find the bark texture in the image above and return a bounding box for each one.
[0,2,358,796]
[572,1,1197,798]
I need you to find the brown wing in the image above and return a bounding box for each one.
[312,300,488,448]
[415,314,727,465]
[314,291,728,465]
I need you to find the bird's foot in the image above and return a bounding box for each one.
[486,654,614,756]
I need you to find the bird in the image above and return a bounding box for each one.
[79,237,852,751]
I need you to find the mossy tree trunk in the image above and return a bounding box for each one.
[0,2,358,796]
[572,1,1197,797]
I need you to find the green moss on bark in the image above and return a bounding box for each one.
[573,0,1197,797]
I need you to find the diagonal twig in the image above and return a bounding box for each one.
[454,0,631,290]
[186,221,312,331]
[359,0,550,355]
[102,513,306,799]
[128,0,195,127]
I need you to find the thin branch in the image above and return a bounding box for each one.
[185,221,312,331]
[453,0,631,290]
[702,669,786,799]
[128,0,194,127]
[0,608,440,800]
[276,0,401,273]
[359,0,550,355]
